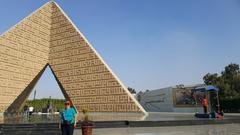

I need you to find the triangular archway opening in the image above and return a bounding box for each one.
[6,64,72,113]
[28,65,65,100]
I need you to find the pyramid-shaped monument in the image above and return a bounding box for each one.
[0,1,146,114]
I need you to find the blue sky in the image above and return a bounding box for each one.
[0,0,240,99]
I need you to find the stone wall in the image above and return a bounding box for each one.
[0,3,52,112]
[0,2,145,114]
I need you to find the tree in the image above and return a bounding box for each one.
[127,87,136,94]
[222,63,239,80]
[25,98,65,112]
[203,63,240,99]
[203,73,219,85]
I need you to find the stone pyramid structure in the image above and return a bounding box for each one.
[0,1,146,114]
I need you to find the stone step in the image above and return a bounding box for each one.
[0,131,60,135]
[1,118,240,135]
[0,124,61,135]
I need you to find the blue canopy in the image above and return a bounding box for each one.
[193,85,219,92]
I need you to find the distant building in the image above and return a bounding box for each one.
[137,84,206,113]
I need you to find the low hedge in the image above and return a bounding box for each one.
[220,98,240,113]
[25,99,65,112]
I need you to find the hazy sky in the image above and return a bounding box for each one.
[0,0,240,99]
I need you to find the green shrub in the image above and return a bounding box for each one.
[220,98,240,113]
[25,98,65,112]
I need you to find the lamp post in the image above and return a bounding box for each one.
[33,89,36,101]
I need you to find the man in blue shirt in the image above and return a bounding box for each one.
[60,101,77,135]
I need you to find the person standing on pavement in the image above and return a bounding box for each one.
[202,95,208,114]
[60,101,77,135]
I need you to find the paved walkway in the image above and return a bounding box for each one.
[74,124,240,135]
[1,112,240,124]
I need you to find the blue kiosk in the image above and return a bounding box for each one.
[192,85,223,118]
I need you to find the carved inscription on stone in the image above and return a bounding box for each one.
[0,3,52,112]
[0,2,145,113]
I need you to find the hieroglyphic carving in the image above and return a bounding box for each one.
[0,1,146,113]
